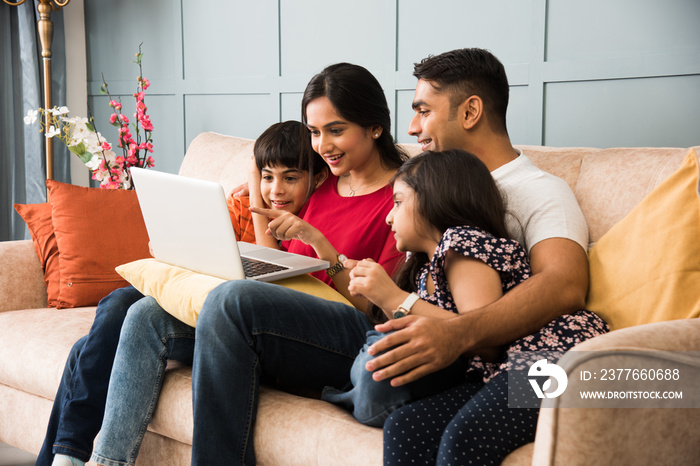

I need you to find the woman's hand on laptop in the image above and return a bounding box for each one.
[249,206,321,246]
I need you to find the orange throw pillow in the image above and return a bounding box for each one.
[47,180,151,308]
[14,202,61,307]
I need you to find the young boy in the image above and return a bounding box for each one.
[40,120,328,466]
[228,120,328,246]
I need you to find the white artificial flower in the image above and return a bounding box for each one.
[85,154,103,171]
[102,149,117,163]
[55,106,70,115]
[45,126,60,138]
[24,109,38,125]
[69,118,92,145]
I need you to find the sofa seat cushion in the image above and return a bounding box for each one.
[147,366,384,464]
[0,305,383,464]
[0,307,95,398]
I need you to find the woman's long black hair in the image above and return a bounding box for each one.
[301,62,408,170]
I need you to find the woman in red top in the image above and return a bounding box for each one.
[89,63,410,466]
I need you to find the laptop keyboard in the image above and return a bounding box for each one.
[241,256,290,278]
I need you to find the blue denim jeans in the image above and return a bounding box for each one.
[35,286,145,466]
[191,280,374,466]
[91,296,195,466]
[321,330,469,427]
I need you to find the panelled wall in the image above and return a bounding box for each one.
[84,0,700,175]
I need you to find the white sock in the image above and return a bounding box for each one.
[52,454,85,466]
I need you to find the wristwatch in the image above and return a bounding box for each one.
[325,254,348,277]
[392,292,420,319]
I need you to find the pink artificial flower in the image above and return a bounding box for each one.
[101,141,112,151]
[109,100,122,110]
[109,114,118,124]
[146,156,155,167]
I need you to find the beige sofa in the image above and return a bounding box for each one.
[1,132,698,465]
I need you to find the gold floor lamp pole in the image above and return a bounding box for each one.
[5,0,71,199]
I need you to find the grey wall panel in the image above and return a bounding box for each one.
[396,0,532,73]
[506,86,531,146]
[84,0,180,83]
[394,90,414,145]
[546,0,700,62]
[183,1,277,80]
[280,93,303,123]
[184,94,274,150]
[279,0,392,79]
[543,75,700,148]
[83,0,700,162]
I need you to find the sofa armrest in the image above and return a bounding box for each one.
[532,319,700,465]
[0,240,48,312]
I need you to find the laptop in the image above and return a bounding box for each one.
[129,167,329,281]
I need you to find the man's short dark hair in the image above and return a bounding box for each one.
[413,48,509,133]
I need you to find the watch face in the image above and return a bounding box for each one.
[393,309,408,319]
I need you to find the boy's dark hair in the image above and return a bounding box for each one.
[254,121,327,198]
[301,62,408,169]
[368,149,509,324]
[413,48,509,133]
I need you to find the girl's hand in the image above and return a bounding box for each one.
[348,259,401,309]
[249,206,320,245]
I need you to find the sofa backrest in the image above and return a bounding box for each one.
[180,132,698,248]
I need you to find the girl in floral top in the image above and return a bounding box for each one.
[322,148,607,429]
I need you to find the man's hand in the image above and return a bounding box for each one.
[366,316,467,387]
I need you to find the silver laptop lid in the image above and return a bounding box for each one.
[129,167,329,281]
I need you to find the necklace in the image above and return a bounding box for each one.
[346,169,389,197]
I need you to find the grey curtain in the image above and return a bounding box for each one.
[0,1,70,242]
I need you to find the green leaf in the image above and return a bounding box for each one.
[100,84,107,95]
[85,122,95,132]
[79,151,94,164]
[67,142,87,158]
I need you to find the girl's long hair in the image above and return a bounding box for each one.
[368,149,509,323]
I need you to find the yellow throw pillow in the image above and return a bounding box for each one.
[116,258,351,327]
[586,149,700,330]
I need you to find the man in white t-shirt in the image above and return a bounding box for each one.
[366,48,591,464]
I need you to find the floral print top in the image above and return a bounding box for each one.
[414,225,608,383]
[415,225,531,313]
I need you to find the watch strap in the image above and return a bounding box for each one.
[392,292,420,319]
[325,254,347,277]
